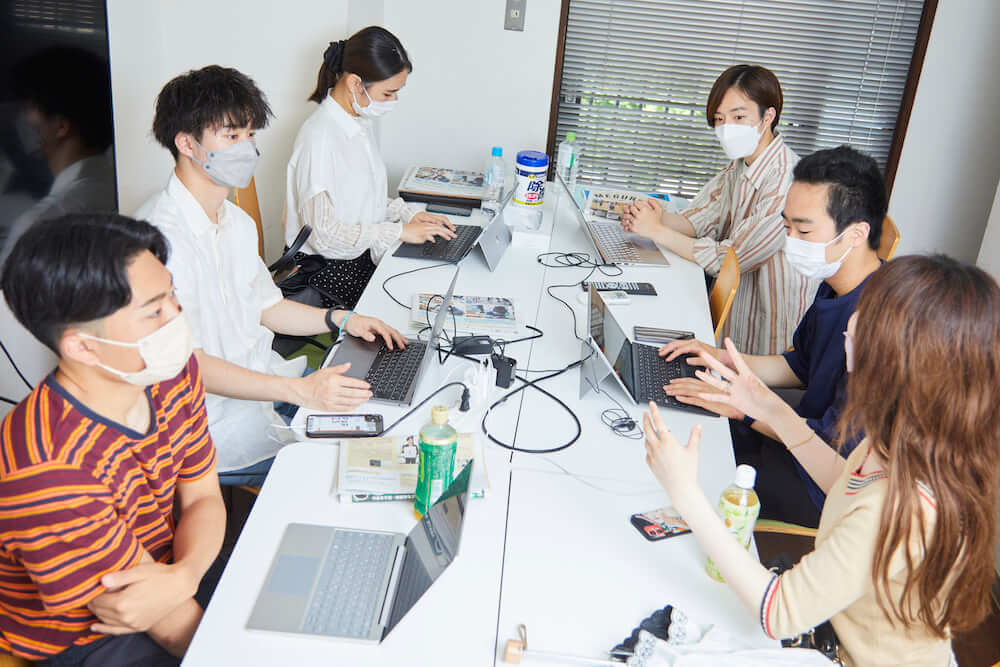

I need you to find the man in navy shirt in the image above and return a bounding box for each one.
[661,146,886,527]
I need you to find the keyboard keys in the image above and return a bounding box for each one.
[592,224,639,262]
[302,530,396,638]
[366,342,427,401]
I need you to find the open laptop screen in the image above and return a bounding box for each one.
[588,287,638,400]
[384,460,472,634]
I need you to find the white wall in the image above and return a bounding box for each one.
[976,178,1000,278]
[106,0,350,260]
[889,0,1000,262]
[379,0,562,195]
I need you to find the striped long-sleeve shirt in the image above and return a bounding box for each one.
[0,357,216,660]
[682,134,819,354]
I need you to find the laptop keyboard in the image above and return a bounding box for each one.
[420,225,480,262]
[590,223,640,263]
[634,344,690,408]
[365,341,427,402]
[302,530,396,638]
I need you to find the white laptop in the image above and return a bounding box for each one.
[556,173,671,268]
[247,460,473,643]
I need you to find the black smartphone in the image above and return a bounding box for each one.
[630,506,692,542]
[305,414,384,438]
[426,203,473,216]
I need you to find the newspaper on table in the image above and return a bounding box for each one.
[410,292,519,338]
[335,432,488,503]
[398,166,486,200]
[582,187,672,223]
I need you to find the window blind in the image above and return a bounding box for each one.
[555,0,924,198]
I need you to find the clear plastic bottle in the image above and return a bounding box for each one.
[414,405,458,518]
[556,132,581,188]
[482,146,505,218]
[706,464,761,582]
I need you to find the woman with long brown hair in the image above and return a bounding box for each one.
[644,254,1000,665]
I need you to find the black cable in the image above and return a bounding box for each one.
[1,396,18,405]
[0,337,32,391]
[480,364,584,454]
[382,262,452,310]
[380,381,471,436]
[586,377,644,440]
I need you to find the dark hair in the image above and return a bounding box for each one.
[307,26,412,103]
[705,65,782,132]
[152,65,273,159]
[793,145,887,250]
[840,255,1000,636]
[13,46,114,151]
[0,213,169,353]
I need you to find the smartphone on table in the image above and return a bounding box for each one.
[305,414,384,438]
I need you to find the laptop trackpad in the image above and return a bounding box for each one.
[268,555,320,595]
[625,232,657,249]
[330,337,381,380]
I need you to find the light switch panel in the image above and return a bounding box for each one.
[504,0,526,31]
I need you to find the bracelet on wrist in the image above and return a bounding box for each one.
[787,422,814,450]
[337,310,354,340]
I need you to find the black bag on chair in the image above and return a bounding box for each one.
[767,553,843,663]
[269,226,346,357]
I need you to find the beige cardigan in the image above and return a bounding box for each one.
[759,440,953,666]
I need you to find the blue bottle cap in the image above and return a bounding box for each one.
[516,150,549,167]
[491,146,503,157]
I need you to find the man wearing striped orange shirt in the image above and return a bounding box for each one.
[0,213,225,665]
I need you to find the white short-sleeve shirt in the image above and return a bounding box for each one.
[136,172,306,471]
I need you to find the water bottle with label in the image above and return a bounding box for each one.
[706,464,761,582]
[482,146,505,218]
[556,132,581,188]
[414,405,458,518]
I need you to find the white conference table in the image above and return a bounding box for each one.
[184,186,773,665]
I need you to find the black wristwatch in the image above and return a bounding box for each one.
[324,307,340,332]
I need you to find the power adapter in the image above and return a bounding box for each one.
[452,335,494,355]
[491,353,516,388]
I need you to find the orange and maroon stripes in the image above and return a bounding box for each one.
[0,356,216,659]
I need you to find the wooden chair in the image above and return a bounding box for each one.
[233,177,265,261]
[878,215,900,261]
[0,653,34,667]
[709,248,740,342]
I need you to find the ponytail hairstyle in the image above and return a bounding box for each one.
[307,26,412,103]
[839,254,1000,636]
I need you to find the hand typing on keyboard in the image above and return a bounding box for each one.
[401,214,457,244]
[339,313,408,350]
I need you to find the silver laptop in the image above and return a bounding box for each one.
[247,461,473,643]
[556,173,671,268]
[323,268,459,406]
[459,189,513,271]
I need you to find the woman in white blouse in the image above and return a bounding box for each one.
[623,65,816,355]
[284,26,455,307]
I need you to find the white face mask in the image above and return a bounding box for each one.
[714,120,763,160]
[192,138,260,188]
[351,86,397,118]
[80,312,193,386]
[783,228,854,281]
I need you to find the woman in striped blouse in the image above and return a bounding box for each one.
[623,65,816,354]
